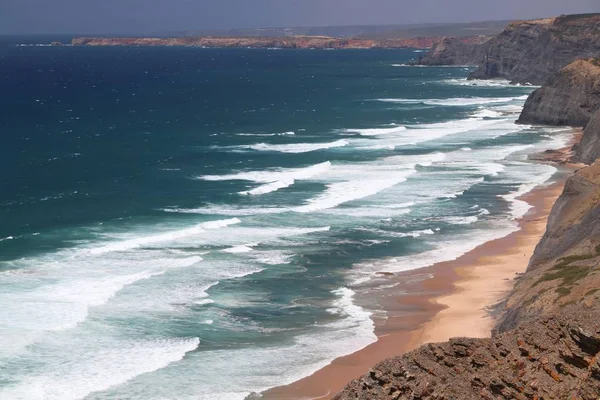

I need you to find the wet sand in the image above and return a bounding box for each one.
[262,134,580,400]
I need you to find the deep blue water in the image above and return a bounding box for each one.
[0,39,571,399]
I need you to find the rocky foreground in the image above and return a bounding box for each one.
[71,35,488,50]
[334,310,600,400]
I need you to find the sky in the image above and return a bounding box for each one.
[0,0,598,34]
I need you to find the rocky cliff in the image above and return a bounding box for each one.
[71,35,487,50]
[416,36,491,66]
[575,110,600,165]
[334,310,600,400]
[517,58,600,126]
[467,14,600,84]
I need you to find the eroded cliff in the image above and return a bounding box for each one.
[416,36,490,66]
[334,309,600,400]
[575,110,600,165]
[517,58,600,126]
[468,14,600,84]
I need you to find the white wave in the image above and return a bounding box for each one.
[222,244,257,254]
[357,228,435,238]
[497,162,557,219]
[351,223,518,283]
[0,236,14,242]
[98,286,376,400]
[375,95,529,106]
[163,205,287,216]
[233,139,348,153]
[88,218,241,255]
[442,78,535,88]
[236,131,295,137]
[198,162,331,196]
[472,108,503,118]
[239,178,294,195]
[0,337,200,400]
[199,162,331,182]
[0,269,174,337]
[294,171,415,213]
[442,216,479,225]
[343,125,407,136]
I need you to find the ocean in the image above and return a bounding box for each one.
[0,38,571,399]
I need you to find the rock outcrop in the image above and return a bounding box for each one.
[517,58,600,126]
[416,36,491,66]
[334,310,600,400]
[575,110,600,165]
[71,35,489,50]
[468,14,600,84]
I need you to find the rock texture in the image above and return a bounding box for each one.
[575,110,600,165]
[334,310,600,400]
[517,59,600,126]
[71,35,488,50]
[416,36,491,66]
[468,14,600,84]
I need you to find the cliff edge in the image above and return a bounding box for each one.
[416,36,490,66]
[517,58,600,126]
[468,14,600,84]
[334,310,600,400]
[574,110,600,165]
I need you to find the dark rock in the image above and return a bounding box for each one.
[416,36,490,66]
[468,14,600,84]
[334,311,600,399]
[574,110,600,165]
[517,58,600,126]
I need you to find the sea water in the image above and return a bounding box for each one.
[0,39,570,399]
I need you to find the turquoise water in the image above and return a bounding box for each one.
[0,40,570,399]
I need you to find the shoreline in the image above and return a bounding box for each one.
[262,131,581,400]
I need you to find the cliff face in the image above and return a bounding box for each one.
[416,36,491,66]
[468,14,600,84]
[71,36,487,50]
[495,161,600,334]
[575,110,600,165]
[335,310,600,400]
[517,59,600,126]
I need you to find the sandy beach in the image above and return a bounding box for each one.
[262,133,581,400]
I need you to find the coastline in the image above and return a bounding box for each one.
[262,131,581,400]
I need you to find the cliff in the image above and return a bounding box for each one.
[416,36,491,66]
[468,14,600,84]
[71,36,488,50]
[575,110,600,165]
[335,310,600,400]
[517,58,600,126]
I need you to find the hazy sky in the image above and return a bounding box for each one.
[1,0,598,34]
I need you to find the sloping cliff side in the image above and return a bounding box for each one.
[494,161,600,334]
[416,36,491,66]
[517,58,600,126]
[70,36,487,50]
[468,14,600,84]
[574,110,600,165]
[334,310,600,400]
